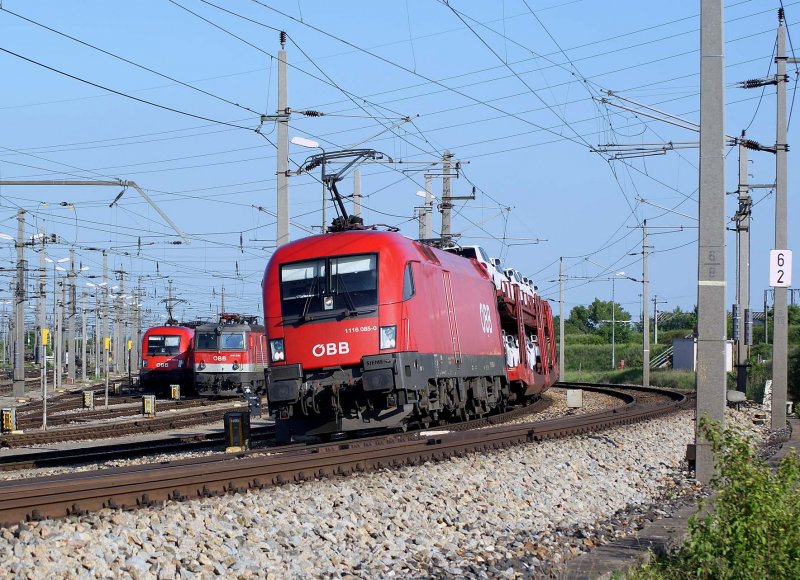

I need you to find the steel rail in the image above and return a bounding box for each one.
[14,398,223,430]
[0,405,242,448]
[0,426,278,472]
[0,384,685,526]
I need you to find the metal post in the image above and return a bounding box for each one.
[424,175,433,240]
[115,272,125,373]
[81,290,87,383]
[104,337,109,408]
[611,277,616,369]
[642,220,650,388]
[13,209,26,398]
[765,289,769,344]
[353,169,361,218]
[68,249,76,383]
[102,250,108,375]
[94,291,100,378]
[695,0,727,483]
[41,326,47,430]
[440,150,453,242]
[321,179,327,233]
[135,280,142,380]
[772,15,790,430]
[276,33,290,247]
[653,296,659,345]
[57,283,64,391]
[559,257,565,379]
[37,229,46,366]
[735,138,751,394]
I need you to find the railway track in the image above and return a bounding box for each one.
[0,383,686,526]
[13,397,224,431]
[0,426,278,472]
[0,403,244,448]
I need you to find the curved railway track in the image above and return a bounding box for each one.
[0,383,687,526]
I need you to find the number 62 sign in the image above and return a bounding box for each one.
[770,250,792,287]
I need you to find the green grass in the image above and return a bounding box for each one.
[563,368,696,390]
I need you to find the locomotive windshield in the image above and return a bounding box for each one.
[221,332,245,350]
[195,332,218,350]
[280,253,378,321]
[147,335,181,356]
[195,331,246,350]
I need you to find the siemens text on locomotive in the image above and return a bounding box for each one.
[262,230,558,441]
[193,313,268,396]
[139,324,195,395]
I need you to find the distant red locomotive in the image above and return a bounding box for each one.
[262,230,558,441]
[193,313,268,396]
[139,325,195,395]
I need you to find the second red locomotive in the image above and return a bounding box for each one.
[262,230,558,441]
[193,313,268,396]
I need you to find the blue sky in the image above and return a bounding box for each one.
[0,0,797,327]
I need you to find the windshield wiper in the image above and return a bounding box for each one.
[300,273,321,323]
[336,273,361,315]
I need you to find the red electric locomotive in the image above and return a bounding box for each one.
[193,313,268,396]
[263,230,558,441]
[139,324,195,395]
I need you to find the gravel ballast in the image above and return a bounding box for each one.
[0,399,771,578]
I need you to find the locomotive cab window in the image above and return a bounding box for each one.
[221,332,245,350]
[147,335,181,356]
[280,253,378,322]
[402,262,416,300]
[195,332,219,350]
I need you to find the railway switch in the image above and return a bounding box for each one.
[1,408,17,433]
[142,395,156,417]
[224,411,251,452]
[82,391,95,411]
[170,384,181,400]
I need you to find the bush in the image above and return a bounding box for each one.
[656,329,694,344]
[789,348,800,404]
[564,334,606,345]
[632,419,800,579]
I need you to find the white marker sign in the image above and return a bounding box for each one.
[769,249,792,287]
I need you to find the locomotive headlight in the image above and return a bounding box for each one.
[379,325,397,350]
[233,361,240,370]
[270,338,285,362]
[141,359,147,368]
[198,361,206,370]
[177,360,184,368]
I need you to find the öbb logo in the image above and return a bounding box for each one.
[312,342,350,357]
[479,303,493,334]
